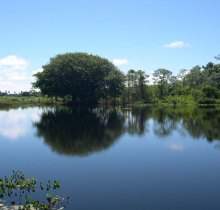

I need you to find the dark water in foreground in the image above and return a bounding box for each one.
[0,106,220,210]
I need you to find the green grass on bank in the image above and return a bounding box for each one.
[122,95,220,109]
[0,95,219,109]
[0,96,56,108]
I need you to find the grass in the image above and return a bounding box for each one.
[1,95,219,109]
[0,96,57,108]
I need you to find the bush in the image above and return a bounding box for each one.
[198,98,216,105]
[202,86,218,98]
[0,171,70,209]
[190,89,205,103]
[165,95,196,106]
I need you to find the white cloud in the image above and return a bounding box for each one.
[32,68,43,75]
[113,58,129,66]
[31,68,43,82]
[165,41,189,49]
[0,55,27,69]
[147,71,154,84]
[0,55,32,92]
[0,81,31,93]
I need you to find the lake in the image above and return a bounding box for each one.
[0,106,220,210]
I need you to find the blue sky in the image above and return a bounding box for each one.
[0,0,220,92]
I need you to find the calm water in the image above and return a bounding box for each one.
[0,106,220,210]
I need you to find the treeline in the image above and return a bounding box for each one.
[115,57,220,105]
[0,90,40,97]
[1,53,219,106]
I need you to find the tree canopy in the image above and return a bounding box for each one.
[33,53,124,105]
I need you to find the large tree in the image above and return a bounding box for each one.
[153,68,172,99]
[125,69,148,103]
[33,53,124,105]
[184,65,205,89]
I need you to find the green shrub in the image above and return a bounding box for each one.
[202,85,218,98]
[0,171,70,209]
[190,89,205,102]
[165,95,196,106]
[198,98,216,105]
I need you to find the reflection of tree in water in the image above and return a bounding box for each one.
[151,108,177,137]
[34,106,220,156]
[181,108,220,141]
[150,107,220,141]
[34,107,153,156]
[34,108,125,156]
[122,108,151,136]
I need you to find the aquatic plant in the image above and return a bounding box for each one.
[0,171,70,209]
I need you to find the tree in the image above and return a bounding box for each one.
[153,68,172,99]
[136,70,148,101]
[203,62,220,89]
[33,53,124,105]
[168,75,183,95]
[126,69,138,103]
[124,69,148,103]
[184,65,205,89]
[214,54,220,61]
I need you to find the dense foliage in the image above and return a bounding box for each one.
[2,53,214,106]
[1,53,219,106]
[33,53,124,105]
[120,57,220,105]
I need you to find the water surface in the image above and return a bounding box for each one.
[0,106,220,209]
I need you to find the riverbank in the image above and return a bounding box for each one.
[0,96,219,109]
[0,96,57,109]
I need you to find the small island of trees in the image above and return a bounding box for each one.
[33,52,124,106]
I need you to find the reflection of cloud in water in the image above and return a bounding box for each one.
[31,109,44,123]
[0,110,28,140]
[168,143,185,152]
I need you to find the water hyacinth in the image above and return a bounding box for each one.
[0,171,70,209]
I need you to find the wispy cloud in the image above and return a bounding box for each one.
[112,58,129,66]
[165,41,189,49]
